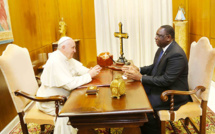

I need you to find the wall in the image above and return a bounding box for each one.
[57,0,97,67]
[0,70,17,131]
[173,0,215,81]
[0,0,97,131]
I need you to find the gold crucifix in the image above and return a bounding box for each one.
[114,22,129,64]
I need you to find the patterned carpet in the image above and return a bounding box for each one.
[165,107,215,134]
[10,107,215,134]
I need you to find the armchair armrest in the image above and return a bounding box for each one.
[160,86,206,102]
[160,86,205,121]
[14,90,67,118]
[14,90,67,105]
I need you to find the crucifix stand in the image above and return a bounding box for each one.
[114,22,130,65]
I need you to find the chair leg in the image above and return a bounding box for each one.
[200,101,207,134]
[41,125,45,132]
[200,115,206,134]
[185,117,189,126]
[161,121,166,134]
[179,119,191,134]
[18,112,29,134]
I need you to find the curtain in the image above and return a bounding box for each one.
[94,0,172,67]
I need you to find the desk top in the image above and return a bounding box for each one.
[59,68,153,117]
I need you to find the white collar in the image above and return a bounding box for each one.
[162,41,173,52]
[56,50,69,61]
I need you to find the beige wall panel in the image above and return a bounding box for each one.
[58,0,84,39]
[82,39,97,68]
[82,0,96,39]
[189,0,210,37]
[38,0,59,46]
[211,0,215,38]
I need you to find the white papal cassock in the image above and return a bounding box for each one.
[36,50,92,134]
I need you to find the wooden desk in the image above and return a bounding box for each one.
[59,68,153,133]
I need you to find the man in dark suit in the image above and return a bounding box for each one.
[122,25,191,134]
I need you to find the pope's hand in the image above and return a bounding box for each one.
[88,65,102,78]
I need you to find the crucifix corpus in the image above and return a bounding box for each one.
[114,22,130,65]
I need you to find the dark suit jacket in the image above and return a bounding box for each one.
[140,41,191,111]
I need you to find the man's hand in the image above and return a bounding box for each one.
[124,67,142,81]
[88,65,102,78]
[122,64,139,72]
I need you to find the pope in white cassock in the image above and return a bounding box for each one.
[36,36,102,134]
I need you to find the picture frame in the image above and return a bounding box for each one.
[0,0,13,44]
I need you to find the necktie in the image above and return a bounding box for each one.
[151,49,164,75]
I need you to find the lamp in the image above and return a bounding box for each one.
[175,6,186,21]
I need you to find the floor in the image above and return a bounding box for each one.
[208,81,215,112]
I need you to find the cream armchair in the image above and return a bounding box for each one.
[158,37,215,134]
[0,44,67,134]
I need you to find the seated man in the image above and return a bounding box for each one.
[122,25,192,134]
[36,36,102,134]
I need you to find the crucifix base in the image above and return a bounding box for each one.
[117,56,130,65]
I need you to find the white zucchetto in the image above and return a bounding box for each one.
[58,36,72,45]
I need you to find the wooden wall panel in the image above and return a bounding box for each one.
[7,0,27,48]
[8,0,42,51]
[83,39,97,68]
[211,0,215,38]
[82,0,96,39]
[211,0,215,81]
[80,0,97,66]
[0,70,17,131]
[189,34,202,44]
[38,0,59,46]
[189,0,210,37]
[0,44,8,55]
[22,0,41,51]
[78,39,86,64]
[188,0,215,80]
[58,0,84,39]
[6,0,59,62]
[211,39,215,81]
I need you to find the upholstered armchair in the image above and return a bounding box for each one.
[158,37,215,134]
[0,44,67,134]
